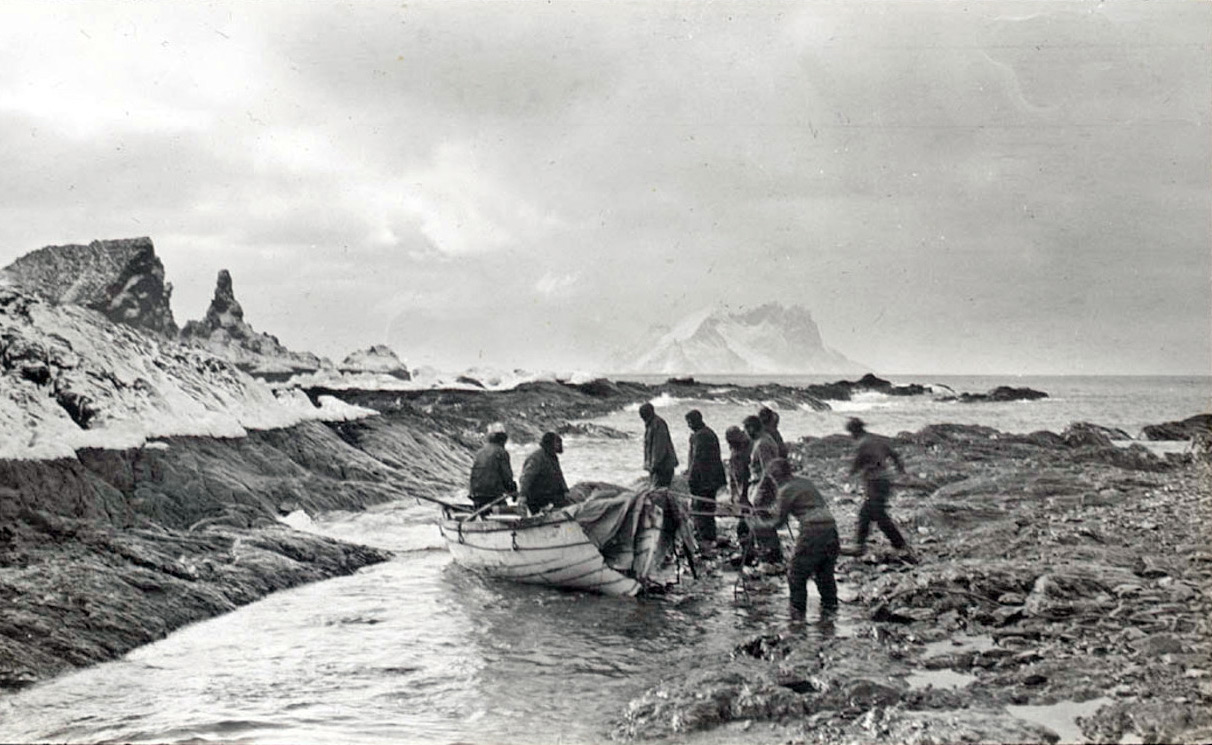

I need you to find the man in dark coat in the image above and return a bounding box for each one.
[468,424,517,511]
[842,417,912,558]
[748,458,839,622]
[639,402,678,487]
[519,432,569,514]
[684,409,727,546]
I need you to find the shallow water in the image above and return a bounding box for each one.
[1006,697,1113,744]
[906,669,976,691]
[0,376,1204,743]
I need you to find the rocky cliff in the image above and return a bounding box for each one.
[179,269,326,378]
[1,237,178,337]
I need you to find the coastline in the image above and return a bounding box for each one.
[2,377,1209,742]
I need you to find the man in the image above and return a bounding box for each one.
[843,417,912,558]
[748,458,839,621]
[519,432,570,514]
[744,415,784,563]
[758,406,789,459]
[468,423,517,511]
[724,425,752,507]
[639,402,678,487]
[684,409,727,546]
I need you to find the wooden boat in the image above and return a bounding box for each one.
[437,488,694,597]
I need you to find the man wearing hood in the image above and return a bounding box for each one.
[519,432,569,514]
[684,409,727,546]
[639,402,678,488]
[468,423,517,511]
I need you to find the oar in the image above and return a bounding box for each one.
[409,491,474,513]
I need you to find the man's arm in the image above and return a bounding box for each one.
[888,444,906,474]
[497,449,517,494]
[748,487,793,532]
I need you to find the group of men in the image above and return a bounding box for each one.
[467,424,570,515]
[641,405,913,622]
[467,404,913,622]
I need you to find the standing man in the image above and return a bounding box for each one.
[748,459,839,622]
[724,425,752,507]
[758,406,789,459]
[468,423,517,512]
[640,402,678,488]
[843,418,912,559]
[684,409,727,547]
[744,415,785,563]
[519,432,570,514]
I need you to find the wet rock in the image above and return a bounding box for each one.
[1141,414,1212,441]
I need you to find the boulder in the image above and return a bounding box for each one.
[1141,414,1212,441]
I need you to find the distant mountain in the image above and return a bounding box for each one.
[338,345,411,380]
[614,303,864,375]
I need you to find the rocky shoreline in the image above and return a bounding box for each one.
[615,421,1212,744]
[2,375,1209,745]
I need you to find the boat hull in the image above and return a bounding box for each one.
[438,513,649,597]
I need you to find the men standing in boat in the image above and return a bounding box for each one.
[684,409,727,549]
[468,423,517,512]
[640,402,678,488]
[519,432,570,514]
[841,417,913,560]
[747,459,839,622]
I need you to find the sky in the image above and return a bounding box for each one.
[0,0,1208,375]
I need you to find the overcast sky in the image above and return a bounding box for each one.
[1,1,1208,375]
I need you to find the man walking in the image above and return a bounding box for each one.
[640,402,678,487]
[842,418,913,559]
[748,459,839,621]
[684,409,727,548]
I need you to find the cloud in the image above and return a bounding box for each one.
[535,271,580,299]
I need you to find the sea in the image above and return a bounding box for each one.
[0,375,1207,745]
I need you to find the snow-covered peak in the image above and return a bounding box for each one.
[338,345,410,380]
[616,302,864,375]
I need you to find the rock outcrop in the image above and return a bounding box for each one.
[1,237,177,337]
[1142,413,1212,441]
[179,269,325,379]
[338,345,411,380]
[937,385,1050,404]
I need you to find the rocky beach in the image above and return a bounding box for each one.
[1,239,1209,743]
